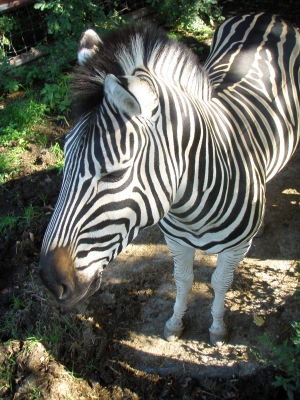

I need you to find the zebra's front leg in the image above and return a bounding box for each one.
[164,236,195,341]
[210,243,251,346]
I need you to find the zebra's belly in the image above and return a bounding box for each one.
[159,212,259,254]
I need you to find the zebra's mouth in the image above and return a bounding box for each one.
[39,247,108,308]
[58,272,103,308]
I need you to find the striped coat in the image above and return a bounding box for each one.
[39,13,300,344]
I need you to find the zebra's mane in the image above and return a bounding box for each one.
[71,23,211,117]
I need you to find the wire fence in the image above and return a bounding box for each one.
[0,0,149,60]
[1,4,47,58]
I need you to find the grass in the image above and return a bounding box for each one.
[50,142,64,170]
[0,148,23,184]
[0,214,20,236]
[27,384,43,400]
[43,141,65,175]
[0,205,44,238]
[0,91,55,185]
[22,205,43,226]
[0,95,48,147]
[0,337,45,399]
[0,348,16,393]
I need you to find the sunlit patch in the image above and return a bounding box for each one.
[280,188,300,205]
[282,188,300,195]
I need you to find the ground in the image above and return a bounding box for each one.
[1,5,300,400]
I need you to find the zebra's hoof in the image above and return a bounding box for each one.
[164,323,185,342]
[209,330,229,347]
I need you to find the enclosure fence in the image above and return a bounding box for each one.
[0,0,150,64]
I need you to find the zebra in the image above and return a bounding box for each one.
[39,13,300,346]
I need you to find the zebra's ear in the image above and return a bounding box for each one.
[78,29,102,65]
[104,74,158,118]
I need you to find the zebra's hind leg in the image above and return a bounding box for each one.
[210,243,251,346]
[164,236,195,341]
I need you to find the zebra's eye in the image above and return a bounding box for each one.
[101,168,128,183]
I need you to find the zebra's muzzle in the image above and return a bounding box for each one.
[39,247,99,307]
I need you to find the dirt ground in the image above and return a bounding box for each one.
[1,3,300,399]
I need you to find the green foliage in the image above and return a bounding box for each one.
[0,214,20,236]
[40,74,71,115]
[0,94,48,183]
[0,96,47,147]
[260,263,300,399]
[0,14,19,57]
[34,0,118,38]
[1,0,222,115]
[0,348,16,393]
[148,0,224,31]
[0,0,124,114]
[49,142,64,171]
[0,206,43,236]
[0,149,22,184]
[260,330,300,399]
[22,205,43,226]
[34,0,122,84]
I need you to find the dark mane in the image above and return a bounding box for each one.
[71,22,208,117]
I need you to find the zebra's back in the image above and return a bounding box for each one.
[206,12,300,181]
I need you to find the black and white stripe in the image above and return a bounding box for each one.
[39,13,300,343]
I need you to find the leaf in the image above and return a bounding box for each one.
[253,314,266,326]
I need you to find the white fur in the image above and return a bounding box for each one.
[104,74,141,117]
[78,29,102,66]
[104,74,158,118]
[164,235,251,344]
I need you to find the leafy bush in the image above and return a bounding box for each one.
[148,0,224,31]
[0,14,19,58]
[33,0,122,83]
[40,74,71,115]
[34,0,120,39]
[0,1,123,112]
[1,0,223,114]
[260,263,300,399]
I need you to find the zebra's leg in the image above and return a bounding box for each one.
[209,242,251,346]
[164,236,195,341]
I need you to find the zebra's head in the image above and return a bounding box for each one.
[39,24,209,306]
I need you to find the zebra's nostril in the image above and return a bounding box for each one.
[39,248,76,304]
[59,282,72,301]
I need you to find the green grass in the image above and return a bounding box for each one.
[0,96,48,147]
[27,384,42,400]
[0,148,24,184]
[22,205,43,226]
[0,338,44,399]
[0,93,50,184]
[0,206,44,237]
[0,92,65,183]
[49,142,64,173]
[0,348,16,393]
[0,214,20,235]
